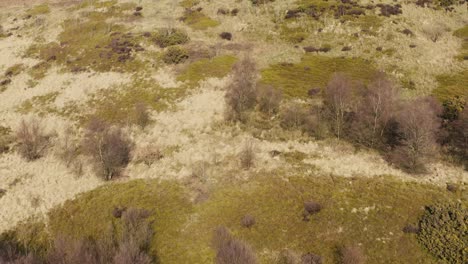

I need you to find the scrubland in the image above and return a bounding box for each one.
[0,0,466,263]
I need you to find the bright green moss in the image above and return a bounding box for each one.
[17,92,60,116]
[433,70,468,102]
[13,172,463,263]
[47,180,193,263]
[181,10,220,30]
[260,54,377,98]
[81,79,185,125]
[177,55,237,87]
[26,4,50,16]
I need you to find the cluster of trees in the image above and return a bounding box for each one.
[320,72,466,173]
[225,57,467,173]
[0,208,154,264]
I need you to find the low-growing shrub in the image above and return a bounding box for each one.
[417,203,467,263]
[304,200,322,215]
[220,32,233,41]
[162,46,189,64]
[276,249,300,264]
[213,226,257,264]
[154,28,189,48]
[339,245,365,264]
[16,118,49,161]
[402,224,420,234]
[81,118,133,180]
[241,215,256,228]
[301,253,322,264]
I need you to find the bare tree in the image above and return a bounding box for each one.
[256,84,282,116]
[390,97,442,173]
[444,103,468,170]
[225,56,257,122]
[81,118,133,180]
[350,72,399,147]
[323,73,354,139]
[16,118,49,161]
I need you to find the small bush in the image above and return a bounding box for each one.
[276,249,300,264]
[220,32,233,41]
[154,28,189,48]
[339,245,365,264]
[417,203,467,263]
[241,215,256,228]
[446,183,458,193]
[81,118,133,180]
[239,141,256,170]
[301,253,322,264]
[16,119,49,161]
[304,200,322,215]
[402,224,420,234]
[213,226,257,264]
[162,46,189,64]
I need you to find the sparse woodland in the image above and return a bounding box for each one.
[0,0,467,263]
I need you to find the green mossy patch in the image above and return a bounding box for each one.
[181,9,220,30]
[47,180,193,263]
[453,25,468,61]
[80,79,185,125]
[433,70,468,103]
[16,92,60,116]
[25,2,149,74]
[26,4,50,16]
[36,174,461,263]
[177,55,237,87]
[260,54,377,98]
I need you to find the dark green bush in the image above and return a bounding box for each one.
[154,28,189,48]
[417,203,468,263]
[162,46,189,64]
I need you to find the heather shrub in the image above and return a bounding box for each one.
[16,118,49,161]
[162,46,189,64]
[220,32,232,41]
[225,56,257,122]
[276,249,300,264]
[339,245,365,264]
[417,203,467,263]
[402,224,420,234]
[256,85,282,116]
[241,215,256,228]
[304,200,322,215]
[153,28,189,48]
[443,104,468,170]
[213,226,257,264]
[301,253,322,264]
[81,118,133,180]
